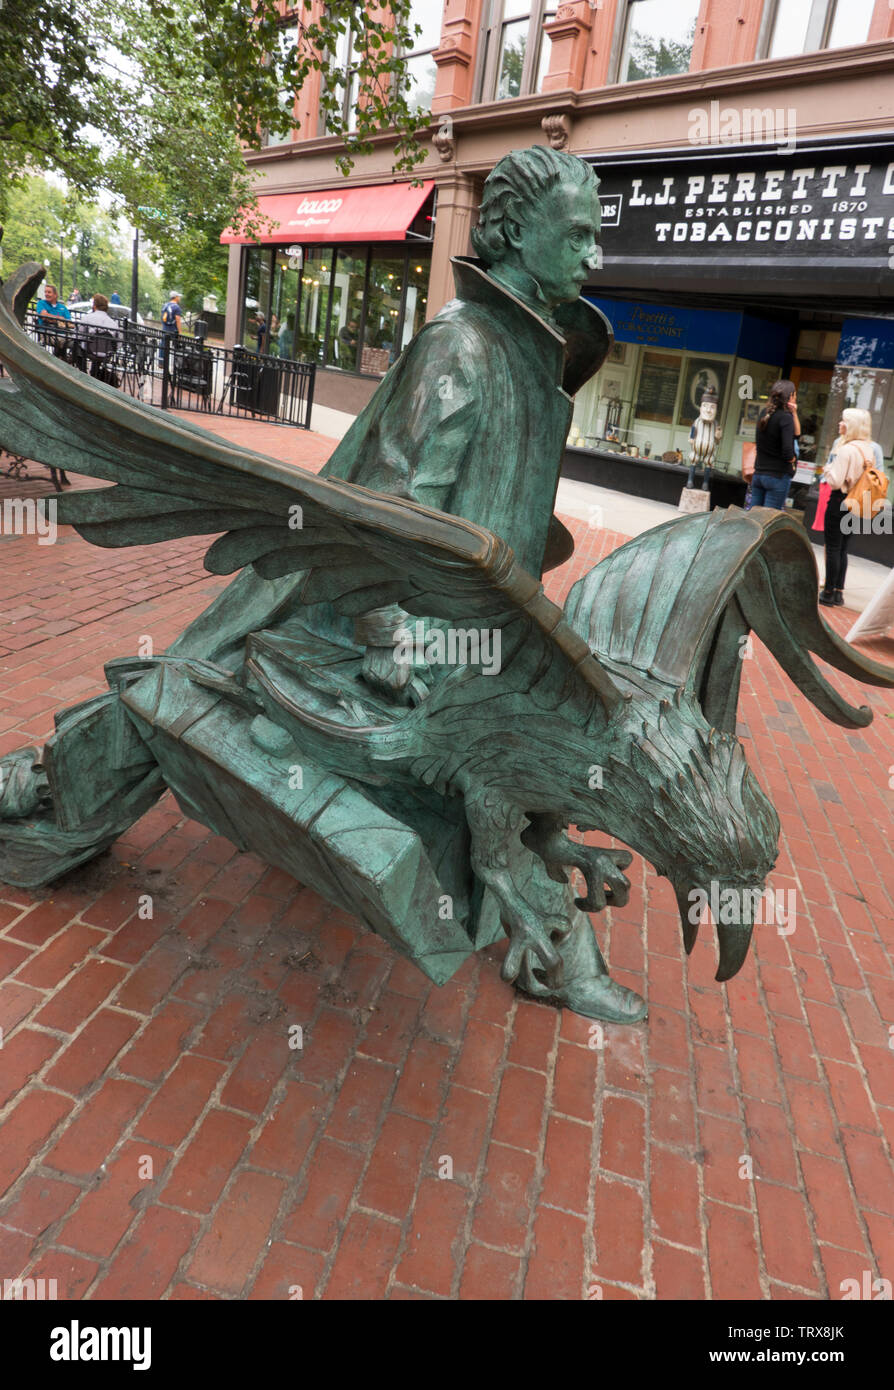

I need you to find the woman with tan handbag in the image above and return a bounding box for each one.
[819,408,877,607]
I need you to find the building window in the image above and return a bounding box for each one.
[362,252,405,375]
[400,258,430,352]
[478,1,556,102]
[261,24,299,147]
[403,0,443,113]
[617,0,699,84]
[240,243,431,377]
[763,0,874,59]
[328,248,368,370]
[241,246,272,347]
[319,9,362,133]
[297,248,335,364]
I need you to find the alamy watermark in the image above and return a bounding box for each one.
[688,883,797,936]
[689,101,797,154]
[0,498,57,545]
[393,621,501,676]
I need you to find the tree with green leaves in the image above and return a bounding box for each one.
[0,175,164,312]
[0,1,430,308]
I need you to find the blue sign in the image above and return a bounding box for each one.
[838,318,894,370]
[586,296,742,353]
[586,294,791,365]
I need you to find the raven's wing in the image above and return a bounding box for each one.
[564,505,894,729]
[0,263,622,715]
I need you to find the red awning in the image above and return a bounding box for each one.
[221,180,434,245]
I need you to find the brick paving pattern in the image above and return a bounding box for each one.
[0,414,892,1299]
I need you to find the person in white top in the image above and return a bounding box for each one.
[80,293,119,331]
[819,407,876,607]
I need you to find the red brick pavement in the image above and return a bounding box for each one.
[0,414,893,1300]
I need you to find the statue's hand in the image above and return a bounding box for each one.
[360,643,429,705]
[573,847,632,912]
[500,905,564,991]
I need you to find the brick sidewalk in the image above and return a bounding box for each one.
[0,415,892,1300]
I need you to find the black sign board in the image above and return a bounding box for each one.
[592,138,894,294]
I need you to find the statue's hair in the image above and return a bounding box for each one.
[471,146,599,265]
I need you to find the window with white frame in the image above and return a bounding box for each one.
[763,0,874,59]
[261,24,300,147]
[478,1,557,103]
[403,0,443,113]
[616,0,699,84]
[329,12,361,133]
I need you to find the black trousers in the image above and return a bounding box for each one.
[823,490,851,591]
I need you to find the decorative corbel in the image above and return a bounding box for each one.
[433,115,456,163]
[541,113,571,151]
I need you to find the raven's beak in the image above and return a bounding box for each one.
[714,913,755,982]
[676,883,701,956]
[675,882,757,981]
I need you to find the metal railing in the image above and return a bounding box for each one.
[162,339,315,428]
[20,311,315,429]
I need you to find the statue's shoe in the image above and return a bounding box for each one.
[0,752,165,890]
[538,971,648,1024]
[514,906,648,1023]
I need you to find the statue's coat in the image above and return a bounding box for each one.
[168,257,612,669]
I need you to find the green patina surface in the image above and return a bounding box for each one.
[1,147,892,1025]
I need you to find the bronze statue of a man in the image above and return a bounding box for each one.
[169,146,613,697]
[7,148,881,1025]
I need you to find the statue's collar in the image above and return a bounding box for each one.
[451,256,564,346]
[450,256,613,395]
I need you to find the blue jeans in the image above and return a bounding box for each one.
[747,472,791,510]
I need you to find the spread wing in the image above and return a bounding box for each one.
[0,262,622,716]
[564,505,894,729]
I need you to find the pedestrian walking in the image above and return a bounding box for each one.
[746,379,800,511]
[158,292,182,364]
[819,408,881,607]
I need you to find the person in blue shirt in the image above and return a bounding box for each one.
[109,292,122,305]
[35,285,71,322]
[158,293,182,363]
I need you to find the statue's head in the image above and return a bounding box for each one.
[471,146,601,309]
[699,386,718,422]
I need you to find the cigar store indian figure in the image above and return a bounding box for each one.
[2,147,892,1028]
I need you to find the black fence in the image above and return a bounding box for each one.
[162,339,315,428]
[20,311,315,429]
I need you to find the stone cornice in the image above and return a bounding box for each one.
[242,39,894,183]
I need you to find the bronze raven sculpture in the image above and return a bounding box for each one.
[1,258,892,1026]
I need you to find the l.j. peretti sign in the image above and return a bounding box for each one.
[593,145,894,285]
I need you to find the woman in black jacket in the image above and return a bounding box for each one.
[747,379,800,510]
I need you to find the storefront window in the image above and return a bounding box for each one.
[270,251,302,360]
[328,249,368,370]
[241,247,263,347]
[362,254,404,375]
[618,0,699,83]
[818,366,894,480]
[400,259,430,352]
[241,242,430,374]
[297,248,334,364]
[241,247,272,350]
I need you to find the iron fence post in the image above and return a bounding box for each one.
[161,333,171,410]
[305,363,315,431]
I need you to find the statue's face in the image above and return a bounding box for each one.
[700,401,717,422]
[514,180,601,307]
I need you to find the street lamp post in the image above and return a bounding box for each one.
[131,226,139,320]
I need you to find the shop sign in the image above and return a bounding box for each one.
[594,145,894,283]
